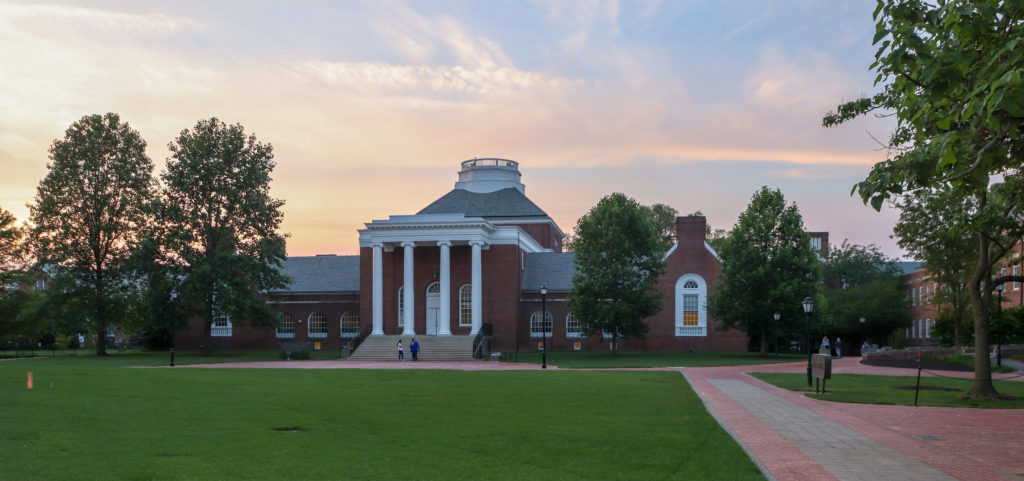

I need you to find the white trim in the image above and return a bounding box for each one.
[276,313,295,338]
[212,316,233,337]
[675,274,707,337]
[308,312,328,338]
[661,240,721,263]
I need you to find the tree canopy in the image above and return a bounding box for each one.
[821,240,908,345]
[568,193,666,349]
[823,0,1024,398]
[28,113,155,355]
[708,186,820,354]
[160,118,288,354]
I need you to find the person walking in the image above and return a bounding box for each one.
[397,339,404,360]
[834,338,843,359]
[411,338,420,361]
[820,336,830,353]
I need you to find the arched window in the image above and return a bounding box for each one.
[212,314,232,337]
[426,282,440,294]
[530,311,553,337]
[308,312,327,338]
[340,312,359,337]
[397,286,405,328]
[276,313,295,338]
[459,284,472,326]
[565,312,583,337]
[675,274,707,336]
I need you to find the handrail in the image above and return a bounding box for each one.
[461,158,518,169]
[350,321,373,353]
[472,323,493,359]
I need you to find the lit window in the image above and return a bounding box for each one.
[675,274,707,336]
[340,312,359,337]
[566,312,583,337]
[308,312,327,338]
[397,286,404,328]
[212,315,232,337]
[459,284,472,326]
[530,311,552,337]
[276,313,295,338]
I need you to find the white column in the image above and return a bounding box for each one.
[470,240,483,335]
[402,241,416,336]
[372,243,384,335]
[438,241,452,335]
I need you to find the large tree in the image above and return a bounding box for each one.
[893,187,977,350]
[160,118,288,354]
[568,193,666,351]
[709,186,820,354]
[823,0,1024,398]
[0,204,24,291]
[821,240,909,346]
[28,113,155,356]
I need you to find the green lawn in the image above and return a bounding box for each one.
[750,372,1024,408]
[510,350,804,368]
[1,358,765,480]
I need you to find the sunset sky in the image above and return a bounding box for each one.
[0,1,905,258]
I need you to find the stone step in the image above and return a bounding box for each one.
[349,335,476,361]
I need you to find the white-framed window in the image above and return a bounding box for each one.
[459,284,472,327]
[1014,265,1020,291]
[340,312,359,338]
[910,288,916,306]
[530,311,552,337]
[212,314,232,337]
[308,312,327,338]
[397,286,405,328]
[925,318,931,338]
[276,313,295,338]
[675,274,707,336]
[34,279,45,290]
[565,312,583,338]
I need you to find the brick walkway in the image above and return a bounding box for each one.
[684,358,1024,481]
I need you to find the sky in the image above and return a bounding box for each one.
[0,0,906,259]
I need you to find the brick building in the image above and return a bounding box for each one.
[177,158,751,354]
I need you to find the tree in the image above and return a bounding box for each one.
[28,113,155,356]
[568,193,666,351]
[709,186,820,354]
[0,205,23,283]
[821,240,909,346]
[893,187,977,350]
[160,118,288,354]
[823,0,1024,398]
[647,203,679,246]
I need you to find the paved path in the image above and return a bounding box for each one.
[684,358,1024,481]
[176,357,1024,481]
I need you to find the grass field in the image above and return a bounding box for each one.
[1,356,765,481]
[510,350,804,368]
[750,372,1024,408]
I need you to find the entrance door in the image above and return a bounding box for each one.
[426,282,440,335]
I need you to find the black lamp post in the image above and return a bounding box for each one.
[802,296,815,387]
[169,288,179,367]
[772,312,780,359]
[540,284,548,369]
[996,283,1004,367]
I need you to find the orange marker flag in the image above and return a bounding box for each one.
[27,371,33,390]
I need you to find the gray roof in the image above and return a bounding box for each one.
[418,188,549,218]
[896,261,925,276]
[522,252,575,291]
[271,255,360,293]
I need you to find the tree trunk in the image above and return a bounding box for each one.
[95,326,107,356]
[202,320,213,355]
[965,233,998,399]
[759,324,767,354]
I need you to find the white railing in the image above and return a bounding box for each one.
[211,325,232,337]
[676,325,706,337]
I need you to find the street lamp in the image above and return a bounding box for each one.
[996,283,1005,367]
[772,312,780,359]
[802,296,815,387]
[169,288,179,367]
[860,316,866,354]
[540,284,548,369]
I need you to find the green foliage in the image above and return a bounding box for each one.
[160,118,289,353]
[823,0,1024,398]
[820,240,908,343]
[568,193,666,346]
[0,205,24,286]
[647,202,678,247]
[708,186,820,353]
[992,305,1024,345]
[893,187,978,349]
[28,113,155,355]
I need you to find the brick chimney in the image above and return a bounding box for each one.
[676,216,707,246]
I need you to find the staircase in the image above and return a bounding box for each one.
[348,335,476,361]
